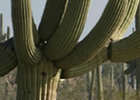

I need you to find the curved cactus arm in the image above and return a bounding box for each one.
[109,29,140,62]
[136,4,140,29]
[61,27,140,78]
[60,48,108,78]
[38,0,68,42]
[112,0,139,40]
[44,0,91,60]
[56,0,132,68]
[11,0,41,65]
[0,38,17,76]
[32,18,40,45]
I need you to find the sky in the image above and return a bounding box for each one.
[0,0,135,39]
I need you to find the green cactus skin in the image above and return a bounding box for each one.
[135,4,140,100]
[61,47,108,78]
[110,28,140,62]
[0,0,140,99]
[58,0,139,78]
[12,0,41,65]
[16,57,61,100]
[0,39,17,76]
[38,0,68,42]
[44,0,91,60]
[32,19,40,45]
[112,0,139,40]
[0,14,17,76]
[56,0,135,69]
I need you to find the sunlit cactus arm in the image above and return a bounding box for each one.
[38,0,68,42]
[109,29,140,62]
[112,0,139,40]
[11,0,41,65]
[0,38,17,76]
[45,0,91,60]
[61,48,108,78]
[56,0,132,68]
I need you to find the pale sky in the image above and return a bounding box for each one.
[0,0,134,39]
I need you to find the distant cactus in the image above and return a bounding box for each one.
[87,70,96,100]
[110,65,114,93]
[97,66,104,100]
[122,63,128,100]
[0,0,140,100]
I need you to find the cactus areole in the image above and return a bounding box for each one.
[0,0,140,100]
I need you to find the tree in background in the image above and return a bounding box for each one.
[0,0,140,100]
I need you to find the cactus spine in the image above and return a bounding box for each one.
[0,0,140,99]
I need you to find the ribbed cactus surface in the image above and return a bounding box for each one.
[0,0,140,100]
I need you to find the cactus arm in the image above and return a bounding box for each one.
[110,29,140,62]
[38,0,68,42]
[32,19,40,45]
[60,48,108,78]
[56,0,131,68]
[44,0,91,60]
[112,0,139,40]
[60,27,140,78]
[0,38,17,76]
[11,0,41,65]
[136,4,140,29]
[61,25,140,78]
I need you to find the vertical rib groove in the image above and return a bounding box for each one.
[38,0,68,42]
[45,0,91,60]
[56,0,138,69]
[12,0,41,65]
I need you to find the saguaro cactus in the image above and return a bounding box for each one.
[1,0,140,100]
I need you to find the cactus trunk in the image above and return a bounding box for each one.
[16,57,61,100]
